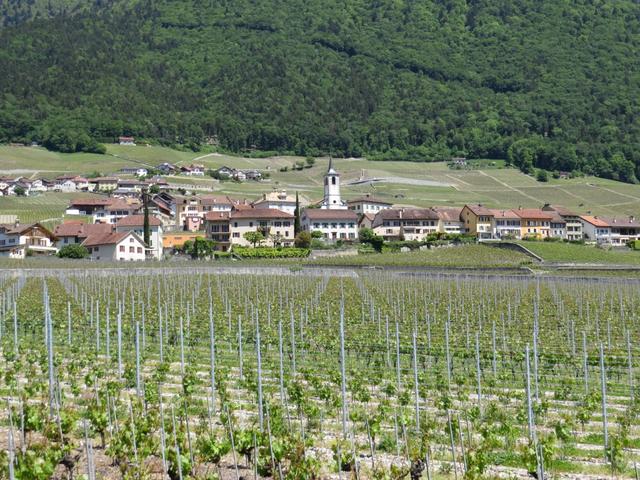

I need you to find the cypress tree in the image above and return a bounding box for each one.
[294,191,301,235]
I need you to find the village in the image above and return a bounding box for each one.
[0,157,639,261]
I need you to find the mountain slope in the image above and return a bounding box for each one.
[0,0,639,181]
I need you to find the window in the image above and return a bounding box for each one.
[233,232,240,238]
[332,177,336,185]
[119,245,125,252]
[331,223,337,228]
[249,222,253,227]
[313,223,320,229]
[322,223,329,228]
[129,246,134,253]
[283,222,290,227]
[130,237,134,242]
[137,247,142,253]
[275,222,282,227]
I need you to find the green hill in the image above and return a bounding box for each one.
[1,1,639,182]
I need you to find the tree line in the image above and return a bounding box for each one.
[0,0,639,182]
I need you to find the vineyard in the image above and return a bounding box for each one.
[0,268,639,479]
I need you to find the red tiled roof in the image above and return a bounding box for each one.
[54,222,113,238]
[204,211,231,221]
[82,231,130,247]
[433,206,463,221]
[580,215,609,227]
[513,209,553,220]
[230,208,293,219]
[116,215,162,227]
[105,200,141,212]
[464,204,493,216]
[377,208,439,221]
[302,209,359,220]
[200,195,237,206]
[542,205,577,217]
[488,209,519,219]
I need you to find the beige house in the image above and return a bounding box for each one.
[0,223,58,258]
[432,207,464,234]
[461,204,494,240]
[88,177,118,192]
[252,190,301,215]
[371,208,440,241]
[229,209,294,247]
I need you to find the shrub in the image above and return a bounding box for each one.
[58,244,89,259]
[294,231,311,248]
[536,169,549,182]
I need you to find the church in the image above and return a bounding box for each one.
[301,159,359,241]
[319,158,348,210]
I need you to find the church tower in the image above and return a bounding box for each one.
[321,157,347,209]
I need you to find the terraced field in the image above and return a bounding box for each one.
[3,146,640,222]
[0,269,638,479]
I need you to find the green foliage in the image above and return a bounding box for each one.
[181,237,216,259]
[1,1,639,180]
[359,227,384,252]
[243,230,265,247]
[57,244,89,259]
[294,231,311,248]
[232,246,310,258]
[536,169,549,182]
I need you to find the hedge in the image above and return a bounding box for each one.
[233,247,311,258]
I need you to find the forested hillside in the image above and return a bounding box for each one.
[1,0,639,182]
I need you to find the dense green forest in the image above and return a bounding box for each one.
[1,0,639,181]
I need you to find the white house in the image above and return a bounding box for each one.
[0,223,58,258]
[347,195,392,215]
[301,208,359,242]
[119,136,136,146]
[489,209,521,239]
[120,167,148,177]
[53,221,113,249]
[252,190,300,215]
[433,206,465,235]
[580,216,611,244]
[55,175,89,192]
[28,179,48,193]
[115,214,164,259]
[92,199,142,224]
[181,164,205,176]
[82,231,147,261]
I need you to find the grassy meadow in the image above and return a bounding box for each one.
[519,241,640,265]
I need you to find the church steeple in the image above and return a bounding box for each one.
[321,157,347,209]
